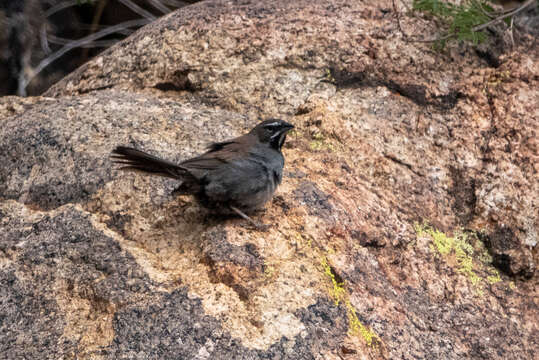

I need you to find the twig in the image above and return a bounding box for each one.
[82,0,107,60]
[78,23,135,36]
[18,70,27,97]
[161,0,192,6]
[47,34,118,48]
[472,0,535,32]
[118,0,156,20]
[40,25,52,54]
[470,0,496,19]
[393,0,412,38]
[148,0,171,14]
[22,19,150,93]
[392,0,454,43]
[399,0,411,13]
[508,15,515,48]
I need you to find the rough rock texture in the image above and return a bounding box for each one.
[1,0,537,359]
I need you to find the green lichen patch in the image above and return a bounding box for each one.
[486,70,511,89]
[320,257,379,347]
[323,68,336,84]
[487,269,502,285]
[414,222,506,295]
[309,132,335,152]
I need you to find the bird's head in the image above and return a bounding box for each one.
[251,119,294,151]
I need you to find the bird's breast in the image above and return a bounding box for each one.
[196,146,284,212]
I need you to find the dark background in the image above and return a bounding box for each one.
[0,0,200,96]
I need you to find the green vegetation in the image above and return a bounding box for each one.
[411,0,536,48]
[413,0,491,45]
[320,257,379,347]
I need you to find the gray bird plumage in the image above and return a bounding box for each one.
[111,119,294,227]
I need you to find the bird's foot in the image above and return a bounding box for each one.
[251,222,270,232]
[229,206,269,232]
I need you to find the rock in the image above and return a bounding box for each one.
[1,0,537,359]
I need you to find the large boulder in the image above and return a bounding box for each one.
[1,0,536,358]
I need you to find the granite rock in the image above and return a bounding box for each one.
[1,0,537,359]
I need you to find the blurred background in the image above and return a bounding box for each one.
[0,0,200,96]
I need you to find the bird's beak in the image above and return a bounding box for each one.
[278,123,294,139]
[275,123,294,149]
[281,122,294,131]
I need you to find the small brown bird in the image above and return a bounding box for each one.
[111,119,294,229]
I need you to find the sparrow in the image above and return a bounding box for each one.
[111,119,294,229]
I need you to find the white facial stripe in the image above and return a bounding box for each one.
[278,133,287,147]
[264,121,281,128]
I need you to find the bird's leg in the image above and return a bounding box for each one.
[229,206,269,231]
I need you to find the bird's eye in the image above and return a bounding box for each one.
[263,121,282,132]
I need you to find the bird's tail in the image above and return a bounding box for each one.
[111,146,191,180]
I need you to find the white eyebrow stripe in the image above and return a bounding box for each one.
[263,122,281,128]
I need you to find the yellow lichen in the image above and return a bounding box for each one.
[294,231,313,249]
[320,256,346,304]
[324,68,336,83]
[486,70,511,88]
[487,269,502,284]
[264,264,276,278]
[309,133,335,152]
[288,129,301,138]
[347,300,378,346]
[477,247,493,264]
[414,222,504,296]
[320,256,379,347]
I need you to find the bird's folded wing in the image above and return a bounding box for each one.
[180,136,253,171]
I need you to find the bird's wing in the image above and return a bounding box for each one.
[180,135,254,171]
[205,140,236,152]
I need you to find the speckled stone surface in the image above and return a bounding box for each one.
[1,0,537,359]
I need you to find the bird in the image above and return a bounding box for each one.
[111,119,294,229]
